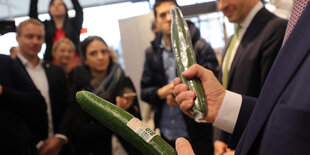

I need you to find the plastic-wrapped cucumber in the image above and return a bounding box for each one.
[76,90,177,155]
[170,6,207,122]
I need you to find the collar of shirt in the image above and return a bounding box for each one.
[239,1,264,31]
[17,53,43,68]
[160,37,172,52]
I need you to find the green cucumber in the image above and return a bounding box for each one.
[76,90,176,155]
[170,6,207,122]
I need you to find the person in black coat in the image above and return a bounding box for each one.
[29,0,83,64]
[0,54,47,155]
[140,0,219,154]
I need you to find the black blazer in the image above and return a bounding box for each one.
[233,4,310,154]
[221,7,287,97]
[214,8,287,147]
[16,57,70,138]
[0,55,47,154]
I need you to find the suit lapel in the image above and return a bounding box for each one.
[238,4,310,154]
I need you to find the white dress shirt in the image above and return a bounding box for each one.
[17,53,54,137]
[17,53,68,148]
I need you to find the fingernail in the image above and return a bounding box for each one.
[175,137,186,145]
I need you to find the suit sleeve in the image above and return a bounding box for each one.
[29,0,39,19]
[71,0,83,30]
[229,95,257,149]
[259,18,287,86]
[0,57,47,142]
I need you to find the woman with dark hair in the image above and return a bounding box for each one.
[67,36,141,155]
[29,0,83,66]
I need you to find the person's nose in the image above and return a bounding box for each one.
[217,0,227,12]
[166,13,172,22]
[32,37,41,45]
[97,52,104,60]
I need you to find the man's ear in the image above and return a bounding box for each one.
[16,35,20,44]
[154,18,158,25]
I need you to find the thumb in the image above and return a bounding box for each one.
[175,137,195,155]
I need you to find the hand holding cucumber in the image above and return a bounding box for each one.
[173,64,226,123]
[170,6,208,122]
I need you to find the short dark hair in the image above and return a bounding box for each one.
[153,0,179,18]
[79,36,108,60]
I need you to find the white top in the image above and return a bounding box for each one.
[17,53,68,146]
[214,1,264,133]
[17,53,54,138]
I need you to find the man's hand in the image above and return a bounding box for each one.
[157,83,174,99]
[0,84,3,95]
[223,149,235,155]
[116,96,134,111]
[175,137,195,155]
[38,136,65,155]
[173,64,226,123]
[214,141,228,155]
[166,94,178,106]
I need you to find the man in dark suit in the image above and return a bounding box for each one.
[214,0,287,153]
[174,1,310,154]
[0,54,47,154]
[15,18,70,155]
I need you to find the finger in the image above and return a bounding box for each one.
[116,96,121,102]
[173,77,182,86]
[175,137,195,155]
[182,64,209,80]
[173,83,189,97]
[179,99,195,118]
[175,90,196,104]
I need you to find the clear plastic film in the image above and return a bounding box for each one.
[170,6,207,123]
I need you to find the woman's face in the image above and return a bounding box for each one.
[53,42,75,66]
[84,40,110,73]
[49,0,66,18]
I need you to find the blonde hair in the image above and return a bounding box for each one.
[16,18,44,36]
[52,38,76,53]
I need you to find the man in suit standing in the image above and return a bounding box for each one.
[214,0,287,154]
[0,54,47,154]
[174,1,310,154]
[15,18,70,155]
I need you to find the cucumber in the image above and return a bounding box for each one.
[76,90,176,155]
[170,6,207,122]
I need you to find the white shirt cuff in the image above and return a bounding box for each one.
[55,134,68,144]
[213,90,242,134]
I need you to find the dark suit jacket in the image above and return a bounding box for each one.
[16,57,70,138]
[0,55,47,154]
[214,7,287,146]
[232,3,310,154]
